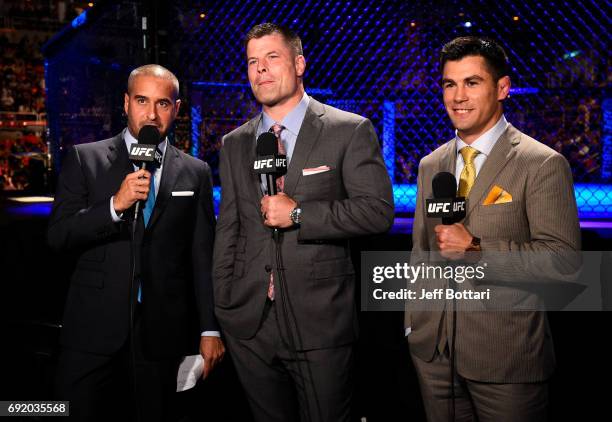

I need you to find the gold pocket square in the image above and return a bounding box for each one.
[483,185,513,205]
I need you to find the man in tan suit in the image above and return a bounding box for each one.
[407,36,581,421]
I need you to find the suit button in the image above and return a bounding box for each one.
[265,265,272,272]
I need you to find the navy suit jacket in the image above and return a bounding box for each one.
[48,132,218,359]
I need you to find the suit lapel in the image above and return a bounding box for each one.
[283,99,325,197]
[441,138,457,175]
[242,116,265,204]
[465,125,519,216]
[147,144,180,230]
[106,133,134,191]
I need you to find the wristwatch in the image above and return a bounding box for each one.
[290,206,302,225]
[466,236,481,252]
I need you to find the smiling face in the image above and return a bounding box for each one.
[246,33,305,118]
[123,75,181,140]
[442,55,510,144]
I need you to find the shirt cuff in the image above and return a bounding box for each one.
[405,327,412,337]
[110,196,123,222]
[201,331,221,337]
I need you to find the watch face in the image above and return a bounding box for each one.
[291,207,301,224]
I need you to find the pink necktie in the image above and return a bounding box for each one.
[267,123,285,300]
[270,123,285,193]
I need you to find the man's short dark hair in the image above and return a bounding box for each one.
[245,23,303,57]
[440,36,509,81]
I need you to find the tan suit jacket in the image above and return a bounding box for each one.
[406,124,581,382]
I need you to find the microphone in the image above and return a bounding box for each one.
[253,132,287,196]
[130,125,160,222]
[426,172,466,225]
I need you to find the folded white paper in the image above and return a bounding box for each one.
[172,191,194,197]
[176,354,204,392]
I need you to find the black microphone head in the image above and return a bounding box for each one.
[137,125,160,144]
[432,172,457,198]
[256,132,278,156]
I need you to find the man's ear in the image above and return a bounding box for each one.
[497,76,511,101]
[124,93,129,115]
[295,55,306,78]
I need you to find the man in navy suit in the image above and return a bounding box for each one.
[48,65,224,422]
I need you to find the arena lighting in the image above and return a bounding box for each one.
[388,185,612,216]
[509,87,540,95]
[563,50,582,59]
[71,10,87,28]
[7,197,55,203]
[463,21,472,28]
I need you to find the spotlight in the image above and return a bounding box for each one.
[199,13,206,19]
[410,22,416,27]
[513,16,519,21]
[88,2,93,6]
[463,21,472,28]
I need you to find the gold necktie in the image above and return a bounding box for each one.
[458,146,480,197]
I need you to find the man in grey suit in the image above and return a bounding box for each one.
[213,23,394,422]
[407,36,581,421]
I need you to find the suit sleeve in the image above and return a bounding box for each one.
[47,146,121,252]
[298,118,394,240]
[405,159,429,330]
[192,162,220,332]
[212,141,240,301]
[411,159,429,254]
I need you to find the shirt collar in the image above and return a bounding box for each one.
[261,92,310,136]
[124,127,167,156]
[456,114,508,157]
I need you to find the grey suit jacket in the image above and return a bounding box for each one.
[406,124,581,382]
[213,97,394,351]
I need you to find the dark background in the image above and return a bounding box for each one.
[0,1,610,420]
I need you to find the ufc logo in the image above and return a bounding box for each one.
[453,201,465,212]
[428,202,450,213]
[131,147,154,157]
[254,159,273,169]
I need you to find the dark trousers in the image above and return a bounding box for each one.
[411,347,548,422]
[225,300,354,422]
[54,308,182,422]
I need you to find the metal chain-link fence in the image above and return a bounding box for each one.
[44,0,611,216]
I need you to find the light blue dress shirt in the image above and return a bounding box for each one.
[257,92,310,193]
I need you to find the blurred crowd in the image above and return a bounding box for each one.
[0,33,47,114]
[0,30,49,191]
